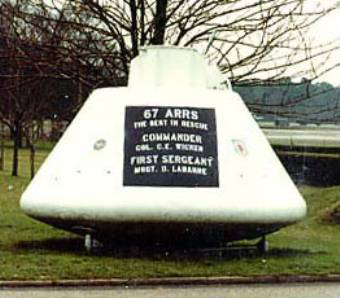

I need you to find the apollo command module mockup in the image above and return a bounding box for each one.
[20,46,307,251]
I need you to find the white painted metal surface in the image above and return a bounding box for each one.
[129,46,226,90]
[20,46,306,242]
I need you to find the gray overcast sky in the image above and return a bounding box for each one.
[310,7,340,86]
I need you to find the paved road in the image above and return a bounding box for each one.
[1,283,340,298]
[263,127,340,149]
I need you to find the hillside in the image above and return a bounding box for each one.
[235,80,340,123]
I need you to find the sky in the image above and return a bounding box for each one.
[308,4,340,86]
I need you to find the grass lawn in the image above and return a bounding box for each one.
[0,145,340,280]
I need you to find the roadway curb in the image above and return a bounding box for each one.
[1,275,340,288]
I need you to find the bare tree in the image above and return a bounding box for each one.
[8,0,337,89]
[0,122,5,171]
[0,1,339,153]
[0,0,75,176]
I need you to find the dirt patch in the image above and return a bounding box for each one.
[324,204,340,224]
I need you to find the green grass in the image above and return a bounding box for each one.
[1,145,340,280]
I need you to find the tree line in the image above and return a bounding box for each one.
[237,80,340,122]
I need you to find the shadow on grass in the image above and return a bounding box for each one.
[15,237,83,253]
[15,237,320,261]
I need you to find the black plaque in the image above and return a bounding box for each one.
[123,106,219,187]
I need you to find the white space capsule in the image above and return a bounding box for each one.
[20,46,306,247]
